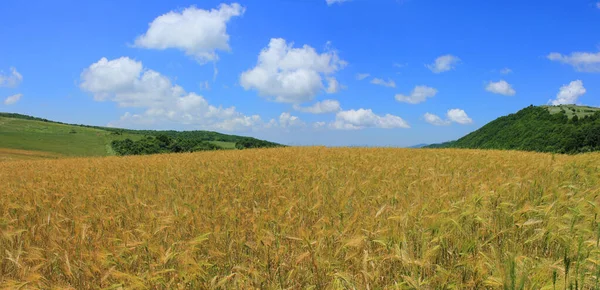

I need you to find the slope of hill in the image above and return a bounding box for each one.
[0,112,283,159]
[0,148,63,162]
[0,115,143,157]
[427,105,600,153]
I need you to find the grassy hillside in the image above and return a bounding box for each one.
[0,148,63,162]
[0,115,142,157]
[428,105,600,153]
[545,104,600,119]
[1,148,600,288]
[0,112,281,159]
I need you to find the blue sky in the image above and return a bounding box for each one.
[1,0,599,146]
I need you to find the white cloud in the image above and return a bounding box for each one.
[424,110,472,126]
[325,77,342,94]
[80,57,165,107]
[423,113,450,126]
[426,55,460,73]
[597,1,600,9]
[356,73,370,80]
[240,38,347,103]
[0,67,23,88]
[293,99,341,114]
[447,109,473,124]
[3,93,22,105]
[326,0,350,5]
[330,109,409,130]
[549,80,586,105]
[80,57,263,131]
[500,68,512,74]
[134,3,245,63]
[547,51,600,72]
[313,121,326,129]
[370,78,396,88]
[486,80,516,96]
[277,112,305,128]
[395,85,438,104]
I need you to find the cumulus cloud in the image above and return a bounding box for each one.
[447,109,472,124]
[547,51,600,72]
[423,112,450,126]
[0,67,23,88]
[426,54,460,73]
[370,78,396,88]
[134,3,245,63]
[240,38,347,103]
[486,80,516,96]
[549,80,586,105]
[395,85,438,104]
[330,109,409,130]
[293,99,341,114]
[3,93,22,105]
[424,109,472,125]
[356,73,370,80]
[326,0,350,5]
[80,57,263,131]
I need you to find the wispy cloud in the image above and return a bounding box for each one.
[3,94,22,105]
[547,51,600,72]
[0,67,23,88]
[370,78,396,88]
[426,55,460,73]
[355,73,370,80]
[395,86,438,104]
[326,0,350,6]
[293,99,341,114]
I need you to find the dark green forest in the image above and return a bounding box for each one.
[428,105,600,154]
[111,135,223,156]
[111,135,283,156]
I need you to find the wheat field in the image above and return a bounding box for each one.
[1,147,600,289]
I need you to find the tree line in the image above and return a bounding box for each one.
[111,135,223,156]
[111,134,284,156]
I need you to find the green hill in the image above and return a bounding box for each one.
[0,112,283,158]
[427,105,600,154]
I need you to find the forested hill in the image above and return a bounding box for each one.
[427,105,600,154]
[0,112,283,157]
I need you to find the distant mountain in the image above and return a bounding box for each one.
[408,143,429,148]
[427,105,600,154]
[0,112,284,158]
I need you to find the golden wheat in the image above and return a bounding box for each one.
[1,147,599,289]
